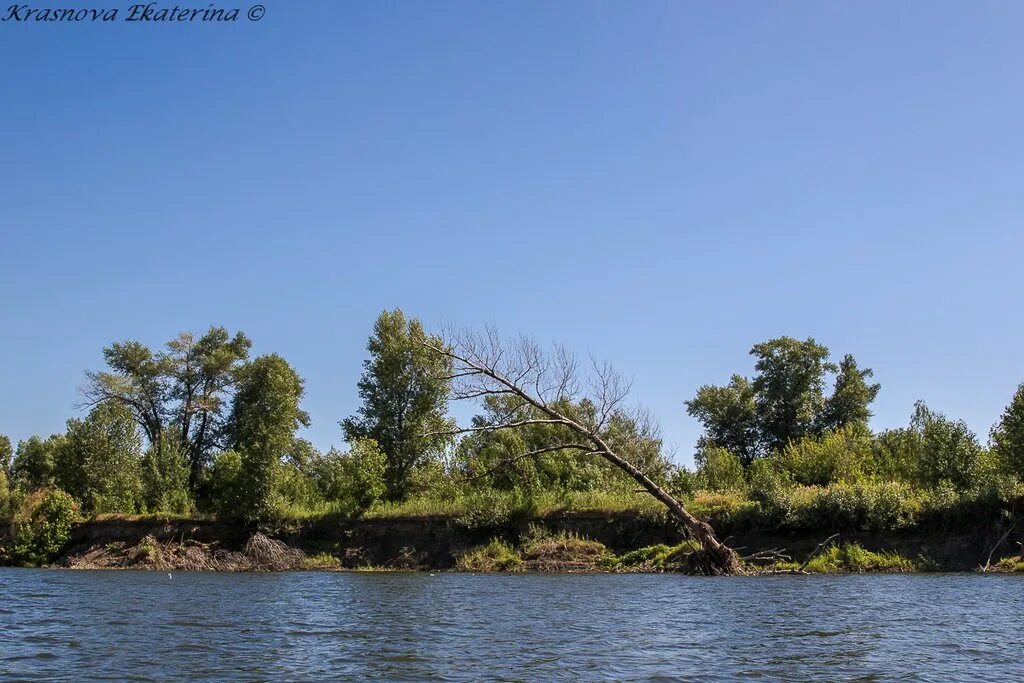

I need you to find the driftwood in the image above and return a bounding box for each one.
[982,523,1016,572]
[422,328,743,575]
[798,533,840,572]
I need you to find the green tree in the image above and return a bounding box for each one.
[140,432,192,514]
[309,439,387,515]
[0,435,12,476]
[685,375,760,465]
[11,435,65,491]
[818,354,881,432]
[991,383,1024,478]
[695,446,746,492]
[56,403,144,515]
[342,310,454,501]
[750,337,836,453]
[165,328,251,490]
[228,354,310,523]
[10,488,77,566]
[912,402,981,491]
[82,327,251,493]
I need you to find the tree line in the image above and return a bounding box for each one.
[2,311,1023,564]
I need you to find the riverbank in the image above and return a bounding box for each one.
[3,511,1017,573]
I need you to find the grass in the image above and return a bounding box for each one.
[364,489,663,524]
[992,555,1024,573]
[456,539,522,572]
[613,540,703,571]
[301,552,343,570]
[779,543,921,573]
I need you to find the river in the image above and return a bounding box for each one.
[1,569,1021,681]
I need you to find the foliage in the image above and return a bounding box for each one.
[775,425,875,486]
[82,327,251,492]
[11,434,64,491]
[687,337,878,463]
[307,439,387,516]
[9,488,77,566]
[342,309,454,501]
[0,435,11,475]
[0,468,11,523]
[750,337,836,452]
[694,446,746,492]
[991,383,1024,479]
[56,403,144,515]
[912,402,982,491]
[685,375,759,465]
[141,433,192,514]
[227,354,310,523]
[817,355,880,432]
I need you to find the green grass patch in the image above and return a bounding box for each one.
[802,543,920,573]
[302,552,343,570]
[613,540,703,571]
[456,538,522,572]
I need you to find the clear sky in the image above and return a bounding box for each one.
[2,1,1022,466]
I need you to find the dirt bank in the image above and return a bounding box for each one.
[42,512,1022,572]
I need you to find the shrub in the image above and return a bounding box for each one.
[790,481,920,532]
[10,488,78,566]
[776,426,874,486]
[695,447,746,492]
[687,491,758,532]
[205,450,244,517]
[747,459,793,527]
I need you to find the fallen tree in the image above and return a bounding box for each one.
[423,327,743,575]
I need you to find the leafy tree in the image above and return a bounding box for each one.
[818,354,881,432]
[775,424,874,486]
[165,328,251,490]
[750,337,835,452]
[991,383,1024,478]
[204,449,244,517]
[342,310,454,501]
[10,488,77,566]
[11,435,65,491]
[228,354,310,523]
[0,435,12,476]
[309,439,387,515]
[0,467,11,522]
[685,375,759,465]
[687,338,879,462]
[695,446,746,492]
[140,432,192,514]
[56,403,144,515]
[82,327,251,492]
[912,402,981,491]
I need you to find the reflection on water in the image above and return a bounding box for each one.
[1,569,1022,681]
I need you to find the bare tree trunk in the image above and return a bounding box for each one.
[423,328,743,575]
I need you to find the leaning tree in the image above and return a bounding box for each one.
[422,326,742,575]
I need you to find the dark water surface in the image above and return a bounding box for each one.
[1,570,1022,681]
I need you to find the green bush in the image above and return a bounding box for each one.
[10,488,78,566]
[791,481,920,532]
[776,426,874,486]
[687,491,758,532]
[695,447,746,492]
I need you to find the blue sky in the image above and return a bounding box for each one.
[1,1,1022,466]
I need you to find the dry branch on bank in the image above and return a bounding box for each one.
[421,327,743,575]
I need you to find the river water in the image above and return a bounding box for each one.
[1,569,1021,681]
